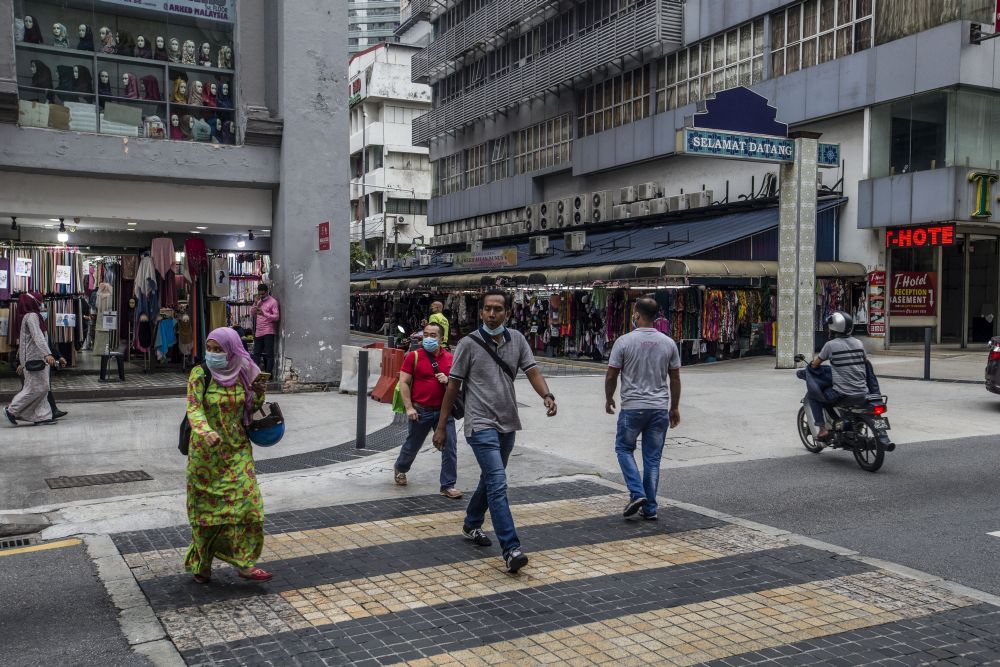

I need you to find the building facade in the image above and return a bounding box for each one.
[400,0,1000,349]
[349,43,432,264]
[349,0,401,55]
[1,0,349,384]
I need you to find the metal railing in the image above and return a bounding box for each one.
[413,0,682,145]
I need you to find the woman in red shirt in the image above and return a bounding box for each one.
[393,322,461,498]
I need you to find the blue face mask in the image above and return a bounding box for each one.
[482,322,506,336]
[421,337,439,352]
[205,351,228,369]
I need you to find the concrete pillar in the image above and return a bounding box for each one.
[270,0,349,385]
[776,131,820,369]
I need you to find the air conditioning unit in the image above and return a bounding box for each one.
[529,236,550,256]
[524,204,539,227]
[593,193,614,224]
[510,220,526,235]
[687,190,714,209]
[440,253,455,264]
[500,224,512,237]
[564,231,587,252]
[556,197,574,228]
[619,186,637,204]
[460,231,472,243]
[667,194,690,211]
[476,216,487,230]
[570,193,591,226]
[649,198,670,215]
[485,226,499,239]
[498,210,510,225]
[539,200,556,230]
[486,213,497,227]
[630,201,651,217]
[637,182,660,200]
[468,239,483,252]
[613,204,631,220]
[419,254,431,266]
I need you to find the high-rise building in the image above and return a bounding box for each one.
[349,0,401,55]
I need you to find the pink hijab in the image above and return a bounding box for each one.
[206,327,260,424]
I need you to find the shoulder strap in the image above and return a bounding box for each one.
[199,363,212,400]
[468,331,516,381]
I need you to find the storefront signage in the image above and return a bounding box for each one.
[677,128,840,167]
[968,171,998,218]
[454,247,518,270]
[317,221,331,252]
[0,268,7,290]
[867,271,886,337]
[368,279,378,290]
[890,271,937,317]
[14,258,31,277]
[97,0,235,22]
[885,224,955,249]
[349,78,363,107]
[55,265,72,285]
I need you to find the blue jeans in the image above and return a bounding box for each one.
[394,409,458,490]
[615,409,671,515]
[463,429,519,556]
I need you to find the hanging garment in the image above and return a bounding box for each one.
[133,256,157,298]
[210,256,230,297]
[150,238,174,279]
[185,238,209,276]
[121,255,139,280]
[0,257,8,301]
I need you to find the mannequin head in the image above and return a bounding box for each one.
[73,66,79,79]
[187,116,194,129]
[194,80,203,94]
[210,82,217,96]
[217,45,233,69]
[222,83,229,96]
[171,114,179,127]
[179,81,187,96]
[78,24,87,39]
[52,23,68,42]
[136,35,146,49]
[156,36,164,49]
[201,42,211,56]
[183,40,196,57]
[99,70,109,84]
[216,117,223,131]
[24,15,34,29]
[99,26,109,40]
[169,37,180,52]
[122,73,129,87]
[30,61,36,74]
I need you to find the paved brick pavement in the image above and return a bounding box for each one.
[111,480,1000,666]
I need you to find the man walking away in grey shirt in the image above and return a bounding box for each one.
[433,289,558,574]
[605,297,681,521]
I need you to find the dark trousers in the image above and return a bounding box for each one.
[252,334,276,374]
[393,408,458,490]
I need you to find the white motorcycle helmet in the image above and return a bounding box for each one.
[826,310,854,335]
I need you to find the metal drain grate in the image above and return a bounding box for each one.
[45,470,153,490]
[0,536,35,550]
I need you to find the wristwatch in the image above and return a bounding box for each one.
[543,393,555,401]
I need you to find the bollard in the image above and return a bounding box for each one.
[356,350,368,449]
[923,326,932,381]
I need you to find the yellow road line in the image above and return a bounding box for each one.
[0,538,82,558]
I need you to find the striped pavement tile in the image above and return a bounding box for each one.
[111,481,1000,666]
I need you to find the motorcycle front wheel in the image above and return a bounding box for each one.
[852,421,885,472]
[797,406,824,453]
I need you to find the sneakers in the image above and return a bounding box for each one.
[638,509,658,521]
[505,549,529,574]
[440,488,463,499]
[393,469,407,486]
[3,408,16,425]
[52,409,68,420]
[623,496,647,518]
[462,527,491,547]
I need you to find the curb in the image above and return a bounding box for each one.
[575,472,1000,610]
[84,534,185,667]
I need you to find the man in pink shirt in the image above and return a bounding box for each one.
[252,283,280,374]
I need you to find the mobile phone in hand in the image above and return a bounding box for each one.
[255,372,272,384]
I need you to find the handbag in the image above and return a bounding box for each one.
[391,350,416,414]
[178,364,211,455]
[24,359,47,372]
[429,355,464,421]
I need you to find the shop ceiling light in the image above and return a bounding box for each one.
[237,237,246,248]
[128,222,138,226]
[49,218,59,222]
[248,230,255,241]
[196,226,207,230]
[9,217,16,230]
[57,232,69,243]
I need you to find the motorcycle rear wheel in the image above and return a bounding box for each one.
[797,406,824,453]
[852,422,885,472]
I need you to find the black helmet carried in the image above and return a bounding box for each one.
[826,310,854,335]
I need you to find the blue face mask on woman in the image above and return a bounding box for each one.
[205,351,228,369]
[421,337,439,352]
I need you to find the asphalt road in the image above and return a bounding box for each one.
[665,434,1000,597]
[0,541,149,667]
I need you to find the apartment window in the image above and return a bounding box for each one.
[386,151,428,170]
[771,0,873,77]
[490,137,509,181]
[577,0,653,34]
[465,143,488,187]
[514,114,572,174]
[657,18,764,113]
[579,66,650,137]
[436,153,463,195]
[383,105,421,124]
[386,199,428,216]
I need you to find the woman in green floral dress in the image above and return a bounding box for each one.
[184,327,272,583]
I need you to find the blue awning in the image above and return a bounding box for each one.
[352,197,847,285]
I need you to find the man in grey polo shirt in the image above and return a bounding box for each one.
[433,289,558,574]
[605,297,682,522]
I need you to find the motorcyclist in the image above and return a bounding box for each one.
[809,311,869,441]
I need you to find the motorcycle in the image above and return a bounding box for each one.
[794,353,895,472]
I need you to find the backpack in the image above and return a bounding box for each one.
[178,364,211,455]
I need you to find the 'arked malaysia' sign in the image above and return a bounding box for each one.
[677,128,840,167]
[97,0,235,22]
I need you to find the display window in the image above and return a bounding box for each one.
[13,0,236,143]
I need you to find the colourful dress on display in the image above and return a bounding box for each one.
[183,365,265,574]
